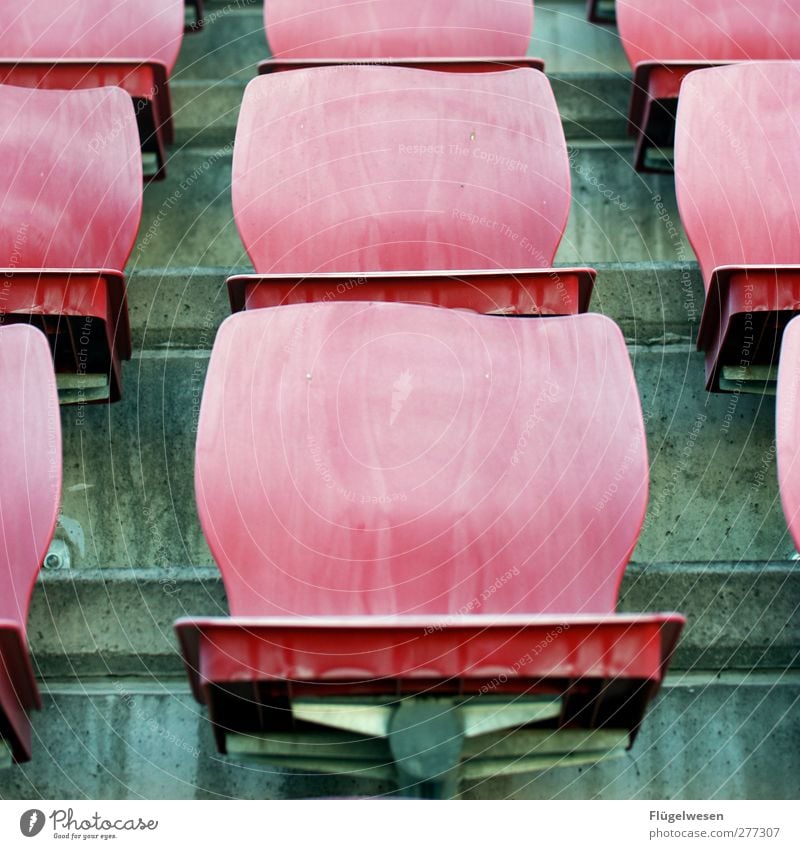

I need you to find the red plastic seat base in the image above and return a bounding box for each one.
[0,624,41,764]
[227,268,595,315]
[697,265,800,392]
[259,57,545,74]
[0,270,132,403]
[177,614,683,750]
[0,60,173,179]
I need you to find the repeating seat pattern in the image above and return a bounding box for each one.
[12,0,800,799]
[0,325,61,764]
[0,0,185,178]
[0,84,142,403]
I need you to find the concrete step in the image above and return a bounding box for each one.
[167,5,634,148]
[0,673,796,799]
[51,346,791,569]
[131,143,687,269]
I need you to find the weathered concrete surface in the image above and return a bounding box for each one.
[466,672,800,800]
[171,0,630,85]
[560,144,691,264]
[634,350,790,564]
[532,3,629,75]
[26,563,800,677]
[171,72,633,148]
[0,674,796,800]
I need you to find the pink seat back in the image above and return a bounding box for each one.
[0,325,61,629]
[674,62,800,289]
[196,305,648,617]
[617,0,800,69]
[0,85,142,271]
[264,0,533,59]
[0,0,184,73]
[233,67,570,274]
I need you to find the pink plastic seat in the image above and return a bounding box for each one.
[228,67,593,316]
[176,302,684,795]
[617,0,800,171]
[0,85,143,402]
[675,62,800,393]
[259,0,542,74]
[185,0,205,33]
[0,0,184,179]
[0,325,61,764]
[777,318,800,549]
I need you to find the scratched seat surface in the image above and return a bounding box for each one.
[193,304,648,617]
[0,85,142,270]
[0,324,61,763]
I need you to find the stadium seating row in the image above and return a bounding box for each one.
[0,0,798,797]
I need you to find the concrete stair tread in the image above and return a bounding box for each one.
[132,144,688,269]
[27,563,800,676]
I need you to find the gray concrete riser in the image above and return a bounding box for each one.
[4,0,798,801]
[133,145,684,269]
[51,349,792,571]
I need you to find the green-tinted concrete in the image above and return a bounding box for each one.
[2,0,796,801]
[0,675,797,799]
